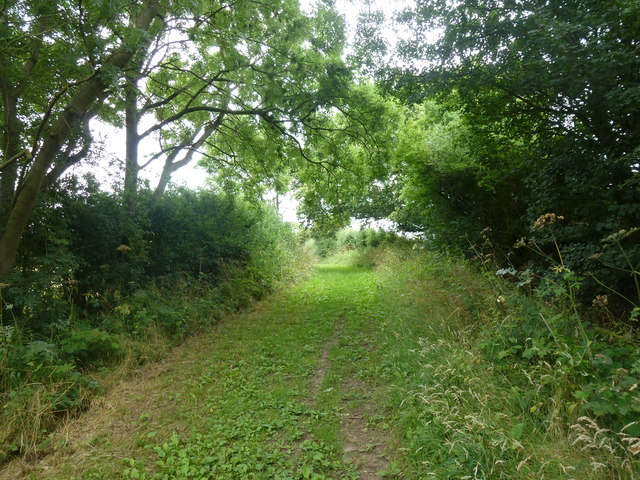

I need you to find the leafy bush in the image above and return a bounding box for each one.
[60,328,122,369]
[0,182,304,462]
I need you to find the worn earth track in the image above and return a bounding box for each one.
[309,313,390,479]
[309,316,344,399]
[339,381,390,480]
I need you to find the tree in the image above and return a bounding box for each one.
[391,101,531,256]
[0,0,360,278]
[0,0,163,277]
[194,0,359,203]
[394,0,640,221]
[384,0,640,303]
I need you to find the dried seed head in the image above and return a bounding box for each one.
[592,295,609,308]
[533,213,565,230]
[602,227,640,244]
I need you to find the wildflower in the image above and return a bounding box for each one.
[532,213,564,230]
[496,295,506,304]
[513,237,526,248]
[552,265,565,273]
[592,295,608,308]
[116,244,132,251]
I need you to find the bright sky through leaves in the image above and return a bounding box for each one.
[82,0,409,224]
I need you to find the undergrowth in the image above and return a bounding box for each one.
[0,242,312,465]
[357,244,640,478]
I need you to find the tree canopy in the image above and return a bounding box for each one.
[1,0,639,309]
[0,0,369,277]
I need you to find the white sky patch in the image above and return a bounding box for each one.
[263,191,299,223]
[351,217,396,230]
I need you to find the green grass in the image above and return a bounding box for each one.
[3,264,379,479]
[368,246,639,480]
[2,250,637,479]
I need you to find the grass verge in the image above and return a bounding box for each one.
[2,246,637,479]
[0,252,311,466]
[363,245,639,479]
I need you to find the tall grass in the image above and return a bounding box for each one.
[365,244,639,479]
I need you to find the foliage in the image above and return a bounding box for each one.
[303,227,394,259]
[0,182,303,462]
[379,0,640,312]
[0,0,368,282]
[3,244,638,479]
[130,0,357,200]
[389,101,530,256]
[292,83,402,234]
[371,244,639,478]
[2,0,639,472]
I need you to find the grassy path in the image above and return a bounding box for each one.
[2,258,630,479]
[3,264,397,480]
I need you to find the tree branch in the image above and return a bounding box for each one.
[140,105,279,139]
[0,149,31,172]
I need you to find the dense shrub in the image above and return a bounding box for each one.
[0,181,302,461]
[304,227,394,258]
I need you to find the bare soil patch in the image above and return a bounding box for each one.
[340,379,390,479]
[310,316,345,398]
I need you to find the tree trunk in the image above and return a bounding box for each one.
[123,75,140,215]
[0,90,20,235]
[0,0,160,279]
